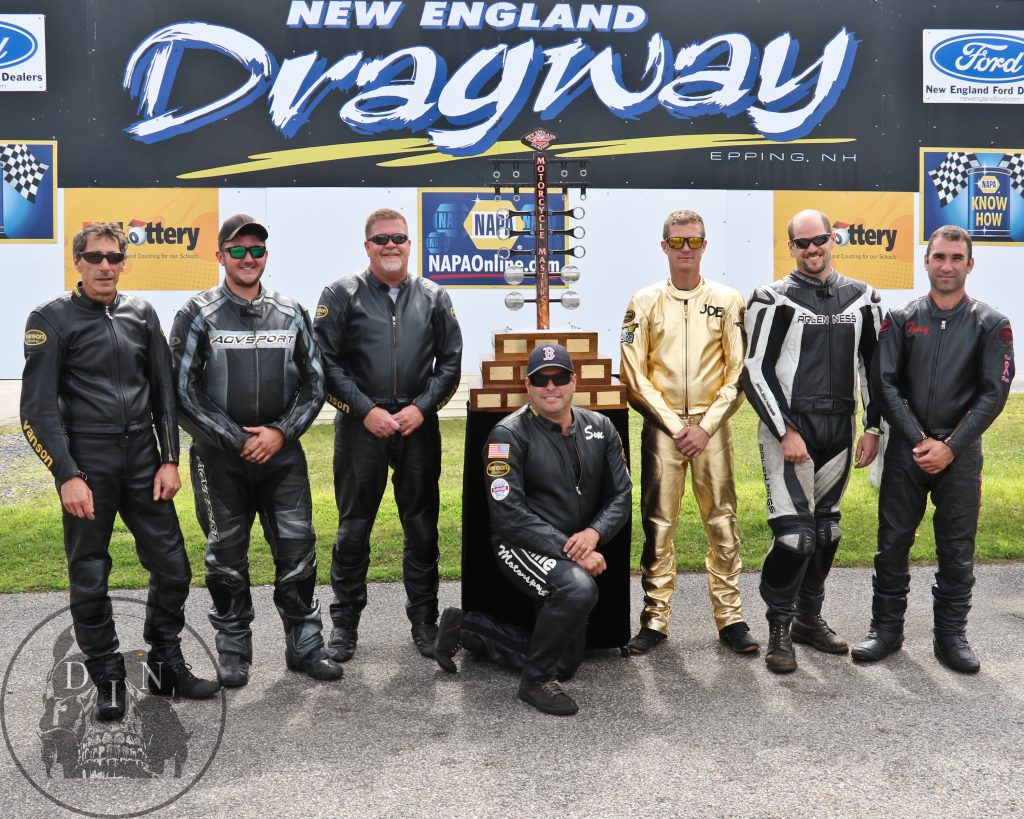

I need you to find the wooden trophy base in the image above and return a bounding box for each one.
[470,330,626,411]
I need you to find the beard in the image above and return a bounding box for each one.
[380,257,403,273]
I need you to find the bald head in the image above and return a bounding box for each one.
[787,209,832,240]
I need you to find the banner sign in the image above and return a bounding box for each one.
[773,191,915,289]
[63,188,220,290]
[0,140,55,242]
[3,2,1019,191]
[0,14,47,92]
[419,189,569,287]
[923,30,1024,104]
[920,148,1024,246]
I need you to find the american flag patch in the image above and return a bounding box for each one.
[487,443,510,459]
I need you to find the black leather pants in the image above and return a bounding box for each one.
[329,411,441,629]
[483,542,597,684]
[872,435,981,637]
[63,430,191,684]
[191,440,323,662]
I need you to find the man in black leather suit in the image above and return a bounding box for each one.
[314,208,463,662]
[21,222,219,722]
[852,225,1014,673]
[432,344,633,716]
[171,214,340,685]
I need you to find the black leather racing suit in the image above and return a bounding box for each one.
[742,269,882,623]
[870,295,1014,639]
[21,285,191,684]
[470,405,632,684]
[171,284,326,662]
[314,270,462,629]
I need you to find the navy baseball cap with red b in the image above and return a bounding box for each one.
[526,343,574,376]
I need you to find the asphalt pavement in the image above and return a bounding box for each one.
[2,566,1023,818]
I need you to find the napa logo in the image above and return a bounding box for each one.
[929,33,1024,84]
[0,20,38,69]
[463,200,525,251]
[976,175,1000,194]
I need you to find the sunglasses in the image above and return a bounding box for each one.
[368,233,409,246]
[791,233,831,250]
[528,371,573,388]
[224,245,267,259]
[78,251,126,264]
[665,236,705,250]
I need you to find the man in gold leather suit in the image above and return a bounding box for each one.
[619,209,758,655]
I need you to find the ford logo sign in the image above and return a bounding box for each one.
[0,21,38,70]
[930,33,1024,84]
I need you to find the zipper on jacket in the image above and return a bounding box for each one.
[926,319,946,432]
[390,298,399,403]
[105,304,128,430]
[824,281,833,400]
[251,308,261,421]
[683,300,690,413]
[569,433,583,497]
[903,399,928,440]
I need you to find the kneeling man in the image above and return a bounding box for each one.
[434,344,632,715]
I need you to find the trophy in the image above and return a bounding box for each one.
[470,127,625,411]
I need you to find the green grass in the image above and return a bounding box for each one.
[2,396,1022,593]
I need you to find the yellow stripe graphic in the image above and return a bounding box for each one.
[178,134,856,179]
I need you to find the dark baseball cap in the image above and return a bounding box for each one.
[218,214,268,246]
[526,343,574,376]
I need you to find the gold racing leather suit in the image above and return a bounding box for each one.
[620,277,746,633]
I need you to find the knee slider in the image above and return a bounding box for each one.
[816,521,842,550]
[774,529,815,556]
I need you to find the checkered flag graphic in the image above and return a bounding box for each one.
[0,144,50,204]
[998,153,1024,198]
[927,151,981,206]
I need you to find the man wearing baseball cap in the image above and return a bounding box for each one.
[433,343,632,716]
[170,213,341,685]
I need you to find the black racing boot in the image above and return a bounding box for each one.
[623,627,667,655]
[765,621,797,674]
[851,630,904,663]
[325,626,358,663]
[933,634,980,674]
[518,679,579,716]
[718,622,760,654]
[791,612,849,654]
[411,622,439,658]
[94,677,127,722]
[286,646,344,680]
[147,651,221,699]
[433,607,464,673]
[217,653,251,687]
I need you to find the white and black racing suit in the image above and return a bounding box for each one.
[171,284,326,663]
[472,405,632,684]
[314,270,462,631]
[22,284,192,684]
[742,269,882,624]
[870,295,1014,640]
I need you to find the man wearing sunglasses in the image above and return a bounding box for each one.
[21,222,220,721]
[432,344,632,715]
[314,208,462,663]
[742,209,883,673]
[619,209,756,657]
[171,214,341,685]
